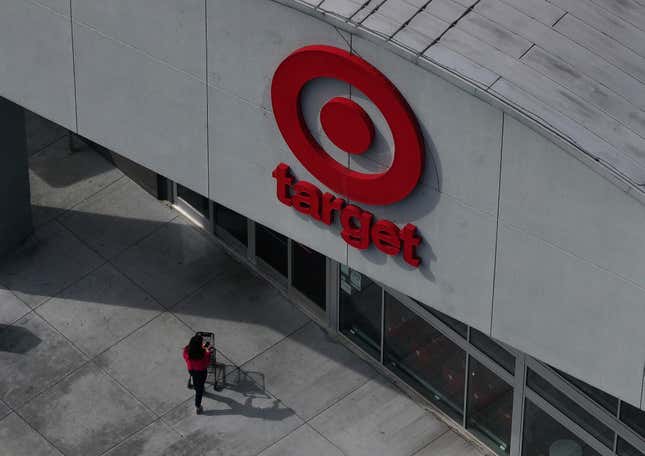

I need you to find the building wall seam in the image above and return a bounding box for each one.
[489,112,505,336]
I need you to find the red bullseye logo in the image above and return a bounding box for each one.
[271,45,424,206]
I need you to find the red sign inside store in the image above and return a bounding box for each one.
[271,45,425,267]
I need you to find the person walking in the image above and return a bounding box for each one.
[183,334,214,414]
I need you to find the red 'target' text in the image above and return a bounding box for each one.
[272,163,422,267]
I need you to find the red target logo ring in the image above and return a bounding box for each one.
[271,45,424,206]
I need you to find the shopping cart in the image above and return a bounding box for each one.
[187,332,225,391]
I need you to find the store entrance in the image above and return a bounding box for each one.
[170,184,330,324]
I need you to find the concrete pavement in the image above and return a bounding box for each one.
[0,112,487,456]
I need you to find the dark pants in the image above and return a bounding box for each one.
[189,370,207,408]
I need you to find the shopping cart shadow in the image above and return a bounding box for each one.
[201,368,294,420]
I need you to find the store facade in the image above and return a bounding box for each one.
[2,0,645,454]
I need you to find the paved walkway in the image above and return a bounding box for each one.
[0,112,487,456]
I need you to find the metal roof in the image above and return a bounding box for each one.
[283,0,645,192]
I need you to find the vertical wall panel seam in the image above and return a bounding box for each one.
[489,111,505,335]
[69,0,79,132]
[205,0,210,198]
[640,360,645,408]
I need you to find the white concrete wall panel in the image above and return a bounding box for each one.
[351,37,504,215]
[348,187,499,333]
[0,0,76,131]
[493,223,645,406]
[33,0,70,16]
[206,0,350,110]
[71,0,206,79]
[73,24,208,195]
[207,0,352,262]
[493,117,645,407]
[208,85,348,264]
[344,38,503,331]
[499,115,645,293]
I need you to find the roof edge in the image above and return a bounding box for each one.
[272,0,645,205]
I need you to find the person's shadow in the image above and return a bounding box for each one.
[200,370,295,421]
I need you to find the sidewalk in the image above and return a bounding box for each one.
[0,112,487,456]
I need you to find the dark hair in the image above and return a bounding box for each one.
[186,335,205,360]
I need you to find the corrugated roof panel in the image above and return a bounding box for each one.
[498,0,564,25]
[281,0,645,190]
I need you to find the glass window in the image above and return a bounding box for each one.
[470,329,515,374]
[522,399,601,456]
[176,184,209,217]
[554,367,618,415]
[213,203,247,246]
[384,292,466,421]
[339,268,382,360]
[467,358,513,454]
[420,302,467,338]
[617,438,645,456]
[291,241,326,310]
[527,369,614,448]
[621,402,645,440]
[255,224,288,277]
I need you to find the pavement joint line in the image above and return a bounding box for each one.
[13,357,94,416]
[38,168,126,228]
[302,371,375,426]
[247,422,314,456]
[238,317,312,369]
[14,305,163,423]
[13,341,163,454]
[56,179,181,263]
[54,173,127,223]
[90,309,167,360]
[410,428,460,456]
[10,406,69,456]
[30,256,110,313]
[105,257,173,311]
[57,366,160,455]
[27,307,190,423]
[158,396,194,438]
[105,212,179,259]
[104,214,237,313]
[4,308,35,327]
[27,132,69,159]
[250,423,308,456]
[306,422,351,456]
[94,417,185,456]
[31,306,93,360]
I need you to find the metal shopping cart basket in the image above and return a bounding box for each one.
[187,332,225,391]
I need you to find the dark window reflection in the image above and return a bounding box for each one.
[617,438,645,456]
[467,358,513,454]
[554,367,618,415]
[255,224,287,277]
[339,268,382,360]
[384,293,465,421]
[470,328,515,374]
[291,241,326,310]
[621,402,645,440]
[420,301,467,338]
[522,400,601,456]
[527,369,614,448]
[177,184,209,217]
[214,203,247,246]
